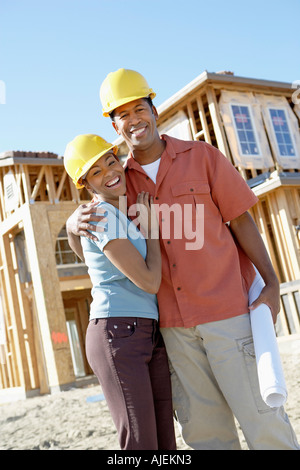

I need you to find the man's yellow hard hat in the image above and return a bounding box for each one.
[100,68,156,117]
[64,134,118,189]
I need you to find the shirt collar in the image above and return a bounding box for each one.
[124,134,194,171]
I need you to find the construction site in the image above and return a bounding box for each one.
[0,70,300,401]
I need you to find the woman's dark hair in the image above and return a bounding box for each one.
[109,97,154,121]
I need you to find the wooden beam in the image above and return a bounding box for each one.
[45,167,56,203]
[14,166,24,207]
[23,204,75,389]
[0,168,6,221]
[252,201,281,280]
[196,95,212,144]
[186,102,198,140]
[205,86,231,158]
[275,188,300,278]
[267,193,292,281]
[69,176,80,202]
[0,205,25,236]
[21,165,32,204]
[30,166,45,202]
[55,170,67,202]
[0,234,26,388]
[24,285,49,394]
[286,291,300,333]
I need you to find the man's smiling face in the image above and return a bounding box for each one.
[112,98,159,151]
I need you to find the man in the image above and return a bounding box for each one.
[67,69,299,450]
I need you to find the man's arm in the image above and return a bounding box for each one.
[66,201,106,261]
[230,211,280,323]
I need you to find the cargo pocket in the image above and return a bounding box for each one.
[237,336,272,414]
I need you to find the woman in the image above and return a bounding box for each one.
[64,134,176,450]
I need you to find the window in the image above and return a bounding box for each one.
[219,90,274,170]
[269,108,297,158]
[55,226,83,266]
[55,225,88,278]
[256,94,300,169]
[231,105,260,156]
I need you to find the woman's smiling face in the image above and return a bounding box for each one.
[84,151,126,205]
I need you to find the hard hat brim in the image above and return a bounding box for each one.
[75,144,118,188]
[102,91,156,117]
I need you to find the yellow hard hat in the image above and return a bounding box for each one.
[64,134,118,189]
[100,68,156,117]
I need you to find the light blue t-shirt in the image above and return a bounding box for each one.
[80,201,158,321]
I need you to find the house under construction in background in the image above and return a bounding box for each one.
[0,71,300,401]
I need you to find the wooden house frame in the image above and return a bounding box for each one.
[0,153,93,398]
[0,71,299,398]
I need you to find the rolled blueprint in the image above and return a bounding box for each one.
[248,270,287,408]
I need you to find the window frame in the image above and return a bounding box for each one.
[230,103,262,158]
[55,233,84,267]
[267,106,299,159]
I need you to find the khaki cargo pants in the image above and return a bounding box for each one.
[161,311,299,450]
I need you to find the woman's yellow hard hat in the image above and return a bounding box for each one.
[64,134,118,189]
[100,68,156,117]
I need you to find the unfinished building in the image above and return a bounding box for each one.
[0,71,299,399]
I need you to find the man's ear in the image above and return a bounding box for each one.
[152,105,159,121]
[112,121,121,135]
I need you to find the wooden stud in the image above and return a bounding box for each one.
[69,176,80,203]
[205,85,231,159]
[45,167,56,204]
[21,165,32,204]
[30,166,45,202]
[275,188,300,279]
[267,193,292,281]
[186,102,198,140]
[0,234,26,388]
[196,95,212,144]
[55,170,67,202]
[252,201,281,280]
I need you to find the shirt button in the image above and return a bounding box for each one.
[155,196,159,200]
[177,287,181,291]
[190,188,194,192]
[173,264,176,268]
[167,241,171,244]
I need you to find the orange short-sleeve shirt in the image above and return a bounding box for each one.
[125,135,259,328]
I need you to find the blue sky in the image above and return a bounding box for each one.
[0,0,299,156]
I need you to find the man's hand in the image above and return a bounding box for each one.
[249,279,280,324]
[66,201,107,261]
[230,211,280,324]
[66,200,107,242]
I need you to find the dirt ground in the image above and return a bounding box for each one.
[0,337,299,451]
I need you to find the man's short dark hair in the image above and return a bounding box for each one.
[109,97,154,121]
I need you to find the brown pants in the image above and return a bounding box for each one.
[86,317,176,450]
